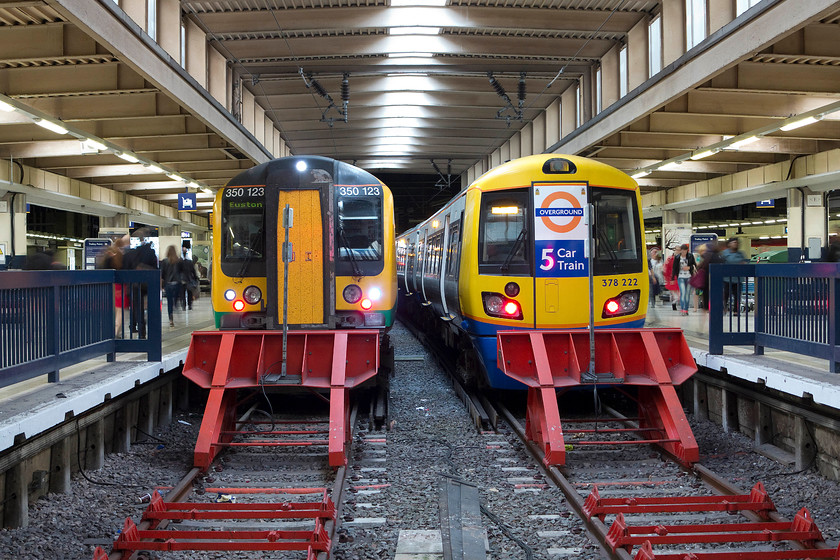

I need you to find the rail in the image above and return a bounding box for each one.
[0,269,162,389]
[708,262,840,372]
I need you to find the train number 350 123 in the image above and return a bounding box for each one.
[602,278,638,287]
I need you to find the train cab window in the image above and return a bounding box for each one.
[478,189,530,275]
[221,189,266,277]
[336,194,384,277]
[591,187,643,275]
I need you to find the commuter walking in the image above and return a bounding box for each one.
[123,227,158,338]
[721,237,748,313]
[96,235,130,336]
[179,246,199,310]
[663,252,679,310]
[695,243,723,311]
[649,251,665,308]
[671,244,697,315]
[160,246,181,328]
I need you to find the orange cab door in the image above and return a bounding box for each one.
[276,190,324,325]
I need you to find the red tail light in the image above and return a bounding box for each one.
[360,298,373,310]
[233,300,245,311]
[503,301,520,316]
[606,300,620,314]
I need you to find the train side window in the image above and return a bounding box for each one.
[447,221,461,278]
[478,189,530,275]
[591,187,643,275]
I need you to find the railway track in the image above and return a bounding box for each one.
[403,314,840,559]
[488,394,840,560]
[93,397,369,560]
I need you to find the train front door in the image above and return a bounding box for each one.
[276,190,324,325]
[533,183,590,328]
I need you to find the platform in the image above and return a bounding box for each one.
[644,304,840,410]
[0,298,215,454]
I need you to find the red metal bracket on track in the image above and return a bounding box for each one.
[497,328,698,466]
[182,330,379,469]
[584,482,776,522]
[100,490,334,556]
[633,540,840,560]
[606,507,825,552]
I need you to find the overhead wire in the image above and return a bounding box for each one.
[473,0,631,165]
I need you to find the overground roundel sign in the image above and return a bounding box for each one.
[538,190,584,234]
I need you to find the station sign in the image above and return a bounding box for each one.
[178,192,197,211]
[84,238,112,270]
[756,199,775,208]
[690,233,718,255]
[533,183,588,278]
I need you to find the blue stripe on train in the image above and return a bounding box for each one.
[466,317,647,390]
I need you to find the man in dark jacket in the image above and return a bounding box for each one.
[124,227,158,338]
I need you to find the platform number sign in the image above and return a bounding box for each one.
[534,183,588,278]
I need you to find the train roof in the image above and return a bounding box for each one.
[226,156,388,191]
[397,154,638,239]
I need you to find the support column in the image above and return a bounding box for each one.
[158,382,173,427]
[787,188,826,262]
[662,209,692,260]
[754,400,772,446]
[48,438,71,494]
[795,416,816,471]
[0,192,27,268]
[692,380,708,421]
[722,389,739,433]
[114,406,132,453]
[87,419,105,470]
[3,459,28,528]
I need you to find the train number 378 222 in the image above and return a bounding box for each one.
[602,278,638,287]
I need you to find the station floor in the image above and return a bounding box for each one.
[1,294,839,456]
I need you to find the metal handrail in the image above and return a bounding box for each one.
[708,262,840,373]
[0,269,162,389]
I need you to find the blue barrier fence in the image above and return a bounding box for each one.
[0,269,161,389]
[708,262,840,372]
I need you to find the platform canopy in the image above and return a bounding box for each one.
[0,0,838,219]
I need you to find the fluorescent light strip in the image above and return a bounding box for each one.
[118,152,139,163]
[730,136,759,149]
[630,171,650,179]
[389,27,441,35]
[780,116,819,131]
[84,138,107,151]
[690,148,716,160]
[145,164,164,173]
[35,118,68,135]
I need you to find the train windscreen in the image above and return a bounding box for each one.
[478,189,530,275]
[336,186,384,277]
[221,186,266,277]
[591,187,642,275]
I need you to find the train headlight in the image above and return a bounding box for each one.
[224,289,236,301]
[602,289,641,318]
[504,282,520,297]
[369,287,382,301]
[243,285,262,305]
[343,284,362,303]
[482,292,523,320]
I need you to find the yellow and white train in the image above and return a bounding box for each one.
[397,154,647,389]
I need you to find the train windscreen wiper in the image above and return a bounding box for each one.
[596,225,619,265]
[234,228,264,280]
[339,225,364,278]
[500,227,527,272]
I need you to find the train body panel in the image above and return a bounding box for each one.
[212,155,396,331]
[397,154,648,389]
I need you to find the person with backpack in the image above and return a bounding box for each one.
[123,227,158,338]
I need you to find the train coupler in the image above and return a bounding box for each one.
[183,330,380,469]
[497,328,699,466]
